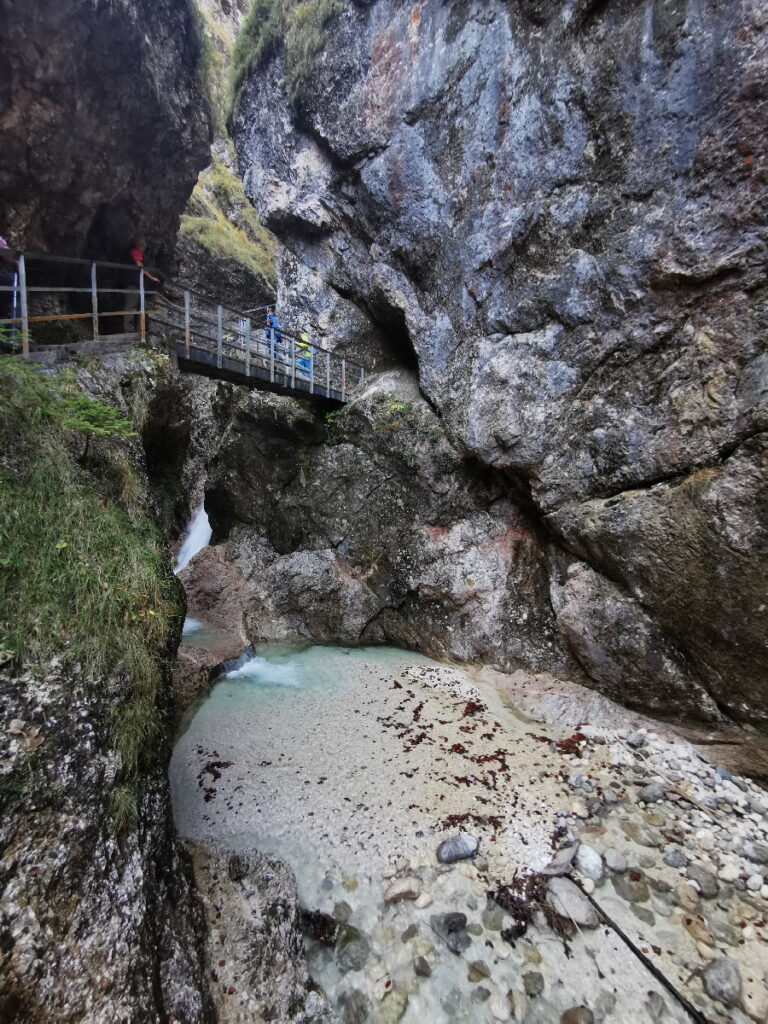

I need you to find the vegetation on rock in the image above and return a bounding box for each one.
[0,358,182,829]
[180,155,276,288]
[231,0,342,103]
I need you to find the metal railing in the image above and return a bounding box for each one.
[0,251,366,401]
[0,251,156,352]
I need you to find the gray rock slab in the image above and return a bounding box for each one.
[546,877,599,928]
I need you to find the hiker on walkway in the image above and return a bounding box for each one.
[264,310,281,343]
[297,328,313,378]
[124,236,159,332]
[0,236,18,327]
[264,310,285,365]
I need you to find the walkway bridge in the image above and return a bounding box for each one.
[0,251,366,405]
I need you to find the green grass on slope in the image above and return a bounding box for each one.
[181,157,277,287]
[0,358,182,829]
[231,0,342,105]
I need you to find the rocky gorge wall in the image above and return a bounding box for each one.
[0,0,211,265]
[229,0,768,726]
[0,357,215,1023]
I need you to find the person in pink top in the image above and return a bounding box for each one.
[124,236,159,332]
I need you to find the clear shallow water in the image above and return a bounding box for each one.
[169,645,556,1023]
[179,615,232,651]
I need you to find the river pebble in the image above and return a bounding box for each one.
[546,877,599,927]
[603,848,627,873]
[703,956,742,1007]
[686,864,719,898]
[436,833,478,864]
[574,844,604,882]
[384,877,421,902]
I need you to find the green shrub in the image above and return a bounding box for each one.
[324,407,344,441]
[284,0,342,101]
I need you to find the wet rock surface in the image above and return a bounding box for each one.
[171,646,768,1022]
[187,844,337,1023]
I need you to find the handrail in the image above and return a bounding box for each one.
[12,250,276,325]
[0,249,368,398]
[152,292,366,370]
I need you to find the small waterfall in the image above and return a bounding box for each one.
[174,502,212,574]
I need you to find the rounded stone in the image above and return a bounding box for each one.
[561,1009,595,1024]
[436,833,478,864]
[384,876,421,902]
[468,960,491,983]
[639,783,666,803]
[336,924,371,972]
[703,957,742,1007]
[571,800,589,819]
[717,864,739,883]
[612,871,650,904]
[687,864,719,899]
[546,877,599,927]
[413,956,431,978]
[604,849,628,873]
[663,850,687,868]
[575,844,604,882]
[746,874,763,892]
[675,882,700,912]
[743,840,768,865]
[742,979,768,1022]
[523,971,544,997]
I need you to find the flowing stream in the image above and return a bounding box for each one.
[174,501,212,574]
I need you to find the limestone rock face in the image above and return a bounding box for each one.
[187,845,338,1023]
[201,370,576,678]
[231,0,768,723]
[0,0,211,265]
[0,629,212,1024]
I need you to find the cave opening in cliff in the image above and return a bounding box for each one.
[370,303,419,372]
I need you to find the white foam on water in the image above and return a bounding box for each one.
[182,617,203,636]
[174,502,212,573]
[225,656,302,688]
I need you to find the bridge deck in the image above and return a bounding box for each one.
[176,343,347,405]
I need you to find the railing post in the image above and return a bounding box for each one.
[309,345,314,395]
[184,290,191,357]
[341,358,347,401]
[326,351,331,397]
[244,318,251,376]
[138,269,146,343]
[18,254,29,356]
[90,262,99,341]
[216,305,223,368]
[270,327,275,382]
[290,337,296,388]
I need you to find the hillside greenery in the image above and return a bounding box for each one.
[231,0,342,105]
[180,156,277,286]
[0,358,182,830]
